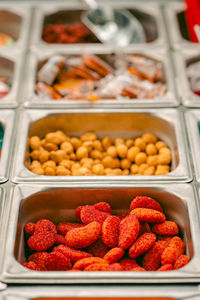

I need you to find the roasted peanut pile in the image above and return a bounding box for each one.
[28,131,172,176]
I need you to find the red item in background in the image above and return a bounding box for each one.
[185,0,200,42]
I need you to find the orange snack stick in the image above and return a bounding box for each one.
[87,239,109,258]
[55,234,66,244]
[118,215,140,249]
[129,233,156,258]
[104,247,124,264]
[120,258,139,270]
[142,240,168,271]
[80,205,110,225]
[75,206,84,222]
[25,222,35,236]
[139,222,151,235]
[65,221,101,248]
[102,215,120,247]
[53,244,92,263]
[57,222,84,235]
[161,236,184,266]
[93,202,112,214]
[84,262,109,271]
[157,264,173,271]
[106,263,123,271]
[23,261,40,271]
[45,251,72,271]
[28,252,48,271]
[174,254,189,270]
[130,208,166,223]
[83,55,113,77]
[73,257,107,270]
[157,236,173,244]
[28,231,57,252]
[130,196,163,212]
[131,267,146,272]
[152,221,179,236]
[34,219,57,234]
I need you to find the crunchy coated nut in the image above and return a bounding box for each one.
[107,146,117,158]
[147,155,158,166]
[31,168,44,175]
[155,165,170,175]
[102,136,112,150]
[39,150,50,163]
[83,141,93,152]
[131,164,139,174]
[93,159,101,165]
[44,142,58,152]
[145,144,157,156]
[55,130,69,143]
[30,160,42,170]
[50,150,66,163]
[127,146,140,162]
[72,167,92,176]
[135,152,147,165]
[30,150,40,160]
[59,159,74,169]
[102,156,114,168]
[155,141,167,150]
[81,132,97,142]
[76,146,88,160]
[116,144,128,158]
[134,138,146,151]
[158,154,171,165]
[90,150,103,160]
[41,139,46,147]
[44,167,56,176]
[138,163,148,174]
[144,166,155,175]
[92,164,105,175]
[70,137,82,149]
[60,141,74,154]
[121,159,131,170]
[115,138,125,146]
[126,139,134,148]
[142,133,157,144]
[112,158,120,168]
[42,160,56,170]
[159,147,171,156]
[93,140,103,151]
[30,136,41,150]
[56,166,71,176]
[122,169,129,175]
[45,132,63,145]
[69,153,76,160]
[71,163,81,171]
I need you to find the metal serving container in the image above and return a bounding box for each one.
[0,49,24,108]
[175,49,200,107]
[31,0,167,50]
[11,108,191,184]
[0,110,15,183]
[0,4,31,50]
[2,183,200,283]
[185,110,200,183]
[1,285,200,299]
[164,2,200,50]
[24,47,178,108]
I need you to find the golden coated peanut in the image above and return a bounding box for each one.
[102,136,112,150]
[112,168,123,175]
[142,133,157,144]
[60,141,74,154]
[155,165,170,175]
[83,141,93,152]
[107,146,117,158]
[55,130,69,143]
[145,143,157,156]
[144,166,155,175]
[70,137,82,149]
[59,159,74,169]
[90,150,103,160]
[82,163,92,170]
[126,139,134,148]
[116,144,128,158]
[135,152,147,165]
[76,146,88,160]
[112,158,120,168]
[72,167,92,176]
[56,166,71,176]
[50,150,66,164]
[158,154,171,165]
[30,150,40,160]
[71,163,81,171]
[127,146,140,162]
[121,158,131,170]
[44,142,58,152]
[131,164,139,174]
[69,153,76,160]
[159,147,171,156]
[147,155,158,166]
[115,138,125,146]
[44,167,56,176]
[30,136,41,150]
[102,156,114,168]
[93,140,103,151]
[41,139,46,147]
[93,159,101,165]
[30,161,42,171]
[39,150,50,163]
[45,132,63,145]
[42,160,56,170]
[92,164,105,175]
[31,168,44,175]
[138,163,148,174]
[80,158,93,166]
[102,152,107,158]
[81,132,97,142]
[134,137,146,151]
[155,141,167,151]
[122,169,129,175]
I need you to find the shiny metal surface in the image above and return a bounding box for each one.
[0,110,15,183]
[1,284,200,299]
[2,183,200,283]
[31,1,167,50]
[175,49,200,107]
[24,48,178,108]
[12,108,191,183]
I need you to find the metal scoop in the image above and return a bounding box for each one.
[81,0,146,46]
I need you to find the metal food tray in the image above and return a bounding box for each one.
[174,49,200,107]
[0,49,24,108]
[11,108,192,183]
[2,183,200,284]
[1,284,200,299]
[31,0,167,50]
[0,4,31,50]
[24,47,178,109]
[0,110,15,183]
[164,1,200,50]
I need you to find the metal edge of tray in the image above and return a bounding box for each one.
[1,182,200,284]
[1,284,200,299]
[11,108,192,184]
[163,1,200,50]
[174,48,200,107]
[0,110,15,183]
[23,47,179,109]
[31,0,167,51]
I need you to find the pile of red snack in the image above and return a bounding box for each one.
[23,196,189,272]
[42,23,99,44]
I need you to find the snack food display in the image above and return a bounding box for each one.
[22,196,189,271]
[27,130,172,176]
[35,54,167,101]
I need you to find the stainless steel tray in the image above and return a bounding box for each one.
[31,0,167,50]
[0,110,15,183]
[0,49,24,108]
[1,284,200,299]
[175,49,200,107]
[11,108,192,183]
[0,4,31,50]
[24,47,178,108]
[2,183,200,284]
[164,1,200,50]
